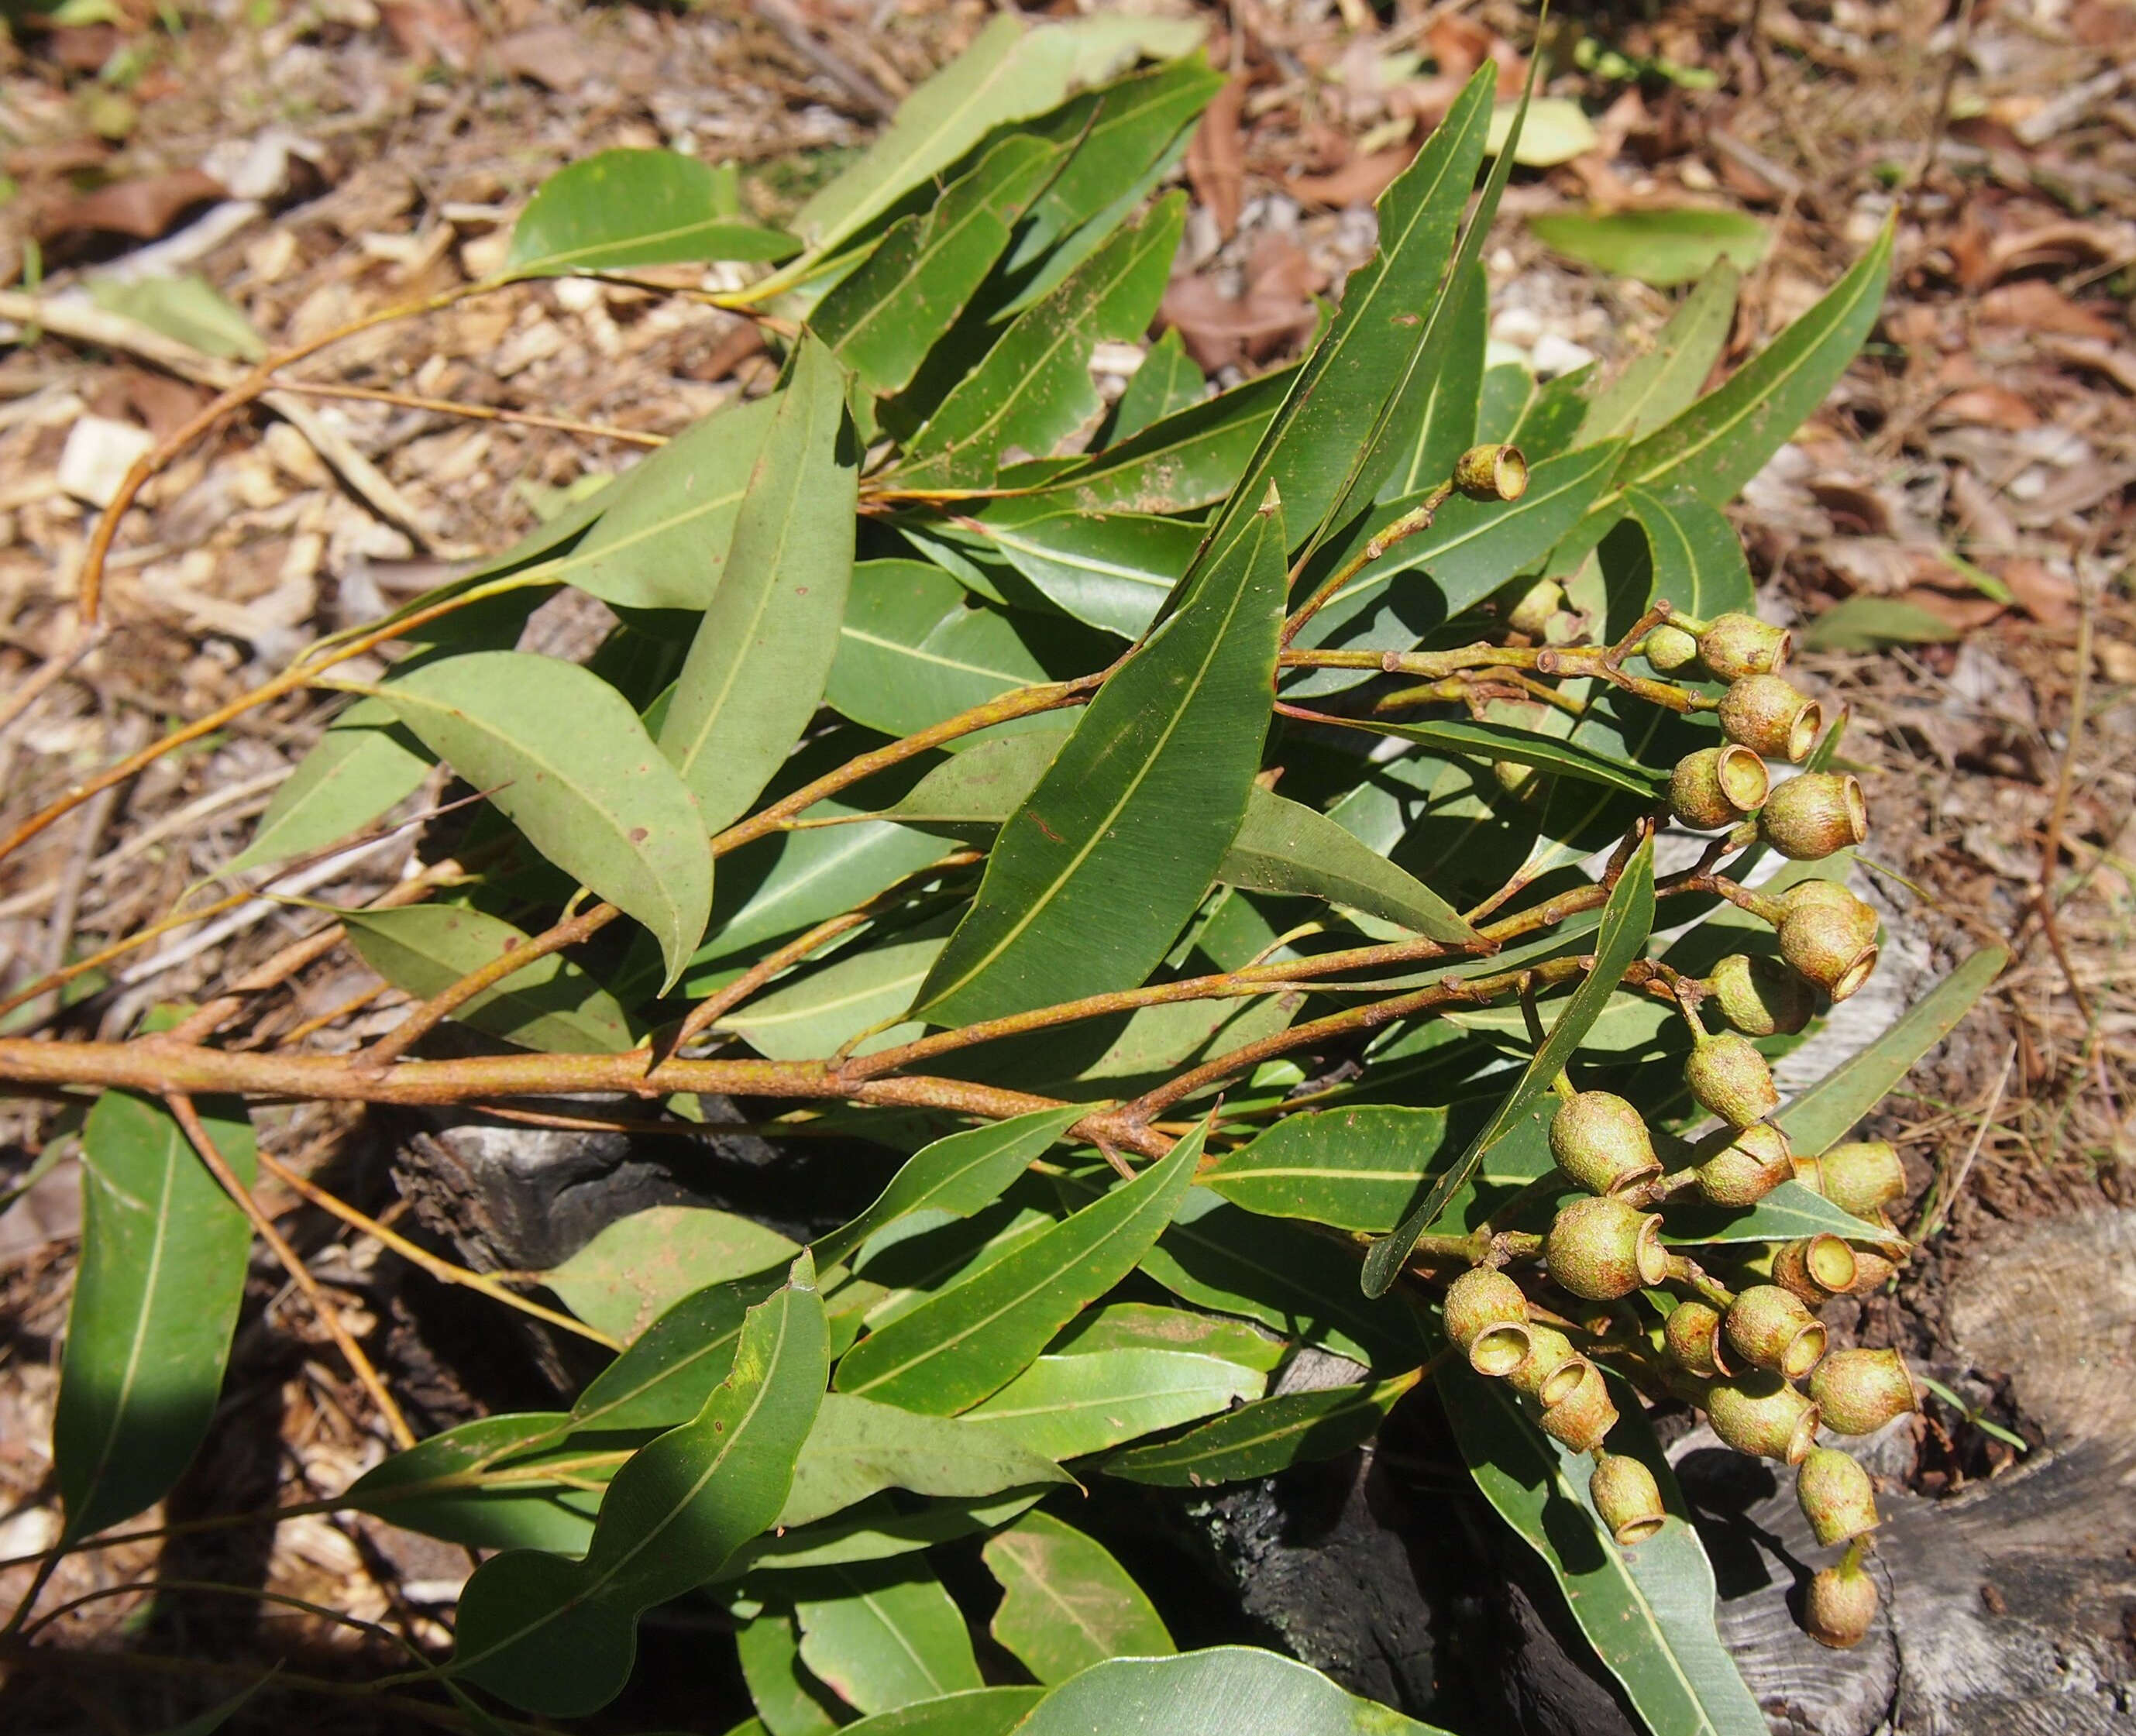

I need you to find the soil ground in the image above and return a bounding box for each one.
[0,0,2131,1729]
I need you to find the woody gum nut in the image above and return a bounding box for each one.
[1508,578,1565,638]
[1454,442,1529,501]
[1804,1560,1879,1649]
[1845,1249,1902,1295]
[1545,1195,1669,1301]
[1591,1452,1668,1545]
[1778,898,1881,1002]
[1697,612,1793,681]
[1760,772,1869,860]
[1707,1373,1821,1463]
[1493,759,1541,802]
[1719,673,1825,763]
[1686,1032,1781,1128]
[1774,1233,1859,1305]
[1509,1323,1586,1405]
[1708,952,1816,1038]
[1550,1091,1662,1197]
[1670,744,1771,830]
[1819,1141,1907,1216]
[1645,623,1700,671]
[1797,1447,1880,1547]
[1809,1348,1919,1435]
[1443,1267,1533,1377]
[1664,1300,1732,1378]
[1725,1284,1829,1380]
[1539,1358,1618,1453]
[1697,1122,1795,1207]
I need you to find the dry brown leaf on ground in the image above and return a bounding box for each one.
[1186,76,1247,239]
[40,167,225,242]
[380,0,481,72]
[1976,279,2121,342]
[492,26,593,92]
[1160,232,1323,372]
[1288,145,1414,208]
[1993,557,2081,629]
[1931,383,2041,431]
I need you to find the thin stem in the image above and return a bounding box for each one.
[1279,491,1448,649]
[267,378,667,446]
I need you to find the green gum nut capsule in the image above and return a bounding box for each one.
[1443,1267,1533,1377]
[1539,1358,1618,1453]
[1686,1031,1780,1128]
[1696,1122,1795,1207]
[1644,623,1700,671]
[1808,1348,1918,1435]
[1773,1233,1859,1305]
[1545,1195,1669,1301]
[1549,1091,1662,1197]
[1664,1299,1733,1378]
[1670,743,1771,830]
[1493,759,1542,803]
[1819,1141,1907,1216]
[1454,442,1529,501]
[1804,1558,1879,1649]
[1842,1248,1901,1296]
[1697,612,1794,681]
[1591,1452,1668,1545]
[1718,673,1825,763]
[1761,772,1869,860]
[1509,1323,1587,1406]
[1708,952,1817,1037]
[1725,1284,1828,1380]
[1508,577,1565,638]
[1797,1447,1880,1547]
[1777,884,1880,1002]
[1706,1372,1821,1463]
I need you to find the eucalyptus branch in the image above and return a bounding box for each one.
[1279,490,1449,648]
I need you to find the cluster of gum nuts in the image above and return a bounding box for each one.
[1446,612,1914,1650]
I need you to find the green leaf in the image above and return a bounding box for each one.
[559,394,779,611]
[1364,835,1656,1295]
[984,1511,1173,1683]
[914,497,1284,1026]
[451,1261,829,1716]
[1618,222,1894,507]
[89,272,266,362]
[1444,1363,1766,1736]
[826,559,1062,737]
[506,150,797,277]
[220,697,430,875]
[1491,97,1597,166]
[1113,328,1207,438]
[1359,718,1665,796]
[782,1392,1071,1528]
[1039,365,1290,516]
[815,136,1059,397]
[1579,260,1739,443]
[964,1349,1261,1460]
[834,1122,1206,1413]
[721,920,949,1061]
[1221,792,1480,942]
[545,1207,800,1342]
[812,1103,1092,1271]
[885,729,1069,828]
[659,337,858,830]
[738,1609,844,1736]
[1800,596,1962,651]
[1378,256,1486,502]
[1531,207,1768,287]
[343,1414,609,1556]
[1622,486,1752,621]
[1663,1179,1901,1249]
[1206,1105,1449,1233]
[53,1090,255,1542]
[339,904,632,1056]
[785,12,1203,263]
[568,1272,778,1435]
[796,1560,984,1714]
[373,651,711,990]
[833,1688,1045,1736]
[732,1490,1044,1578]
[1015,1648,1456,1736]
[1050,1301,1284,1373]
[892,194,1184,492]
[1106,1373,1417,1487]
[961,500,1201,638]
[1778,944,2009,1156]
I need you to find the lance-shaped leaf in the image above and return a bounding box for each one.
[813,136,1060,398]
[339,904,632,1057]
[374,651,713,992]
[1112,327,1207,438]
[1206,1105,1450,1233]
[796,1559,984,1715]
[1532,206,1766,288]
[728,1489,1044,1579]
[963,1349,1261,1460]
[568,1271,781,1435]
[1040,363,1291,515]
[961,500,1201,638]
[1622,485,1752,620]
[344,1413,613,1556]
[1364,834,1656,1296]
[1220,792,1478,942]
[660,337,858,830]
[834,1122,1205,1413]
[781,1393,1071,1529]
[892,194,1184,493]
[1779,944,2009,1156]
[1377,256,1486,502]
[53,1091,255,1542]
[812,1103,1092,1272]
[1016,1648,1457,1736]
[1662,1179,1904,1250]
[721,921,950,1061]
[826,1689,1044,1735]
[450,1260,829,1716]
[914,497,1283,1026]
[506,150,796,278]
[1050,1301,1284,1372]
[545,1206,800,1341]
[1444,1361,1767,1736]
[1356,717,1664,796]
[221,697,430,876]
[1106,1371,1419,1487]
[1579,260,1740,444]
[984,1511,1173,1683]
[737,1607,844,1736]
